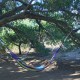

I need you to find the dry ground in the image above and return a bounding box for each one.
[0,59,80,80]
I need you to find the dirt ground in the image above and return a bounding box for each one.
[0,59,80,80]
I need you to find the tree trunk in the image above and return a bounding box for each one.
[18,42,22,55]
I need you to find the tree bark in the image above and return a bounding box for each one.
[18,42,21,55]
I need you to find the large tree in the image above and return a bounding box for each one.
[0,0,80,45]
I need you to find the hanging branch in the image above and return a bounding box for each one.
[36,19,55,40]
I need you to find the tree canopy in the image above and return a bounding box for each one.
[0,0,80,50]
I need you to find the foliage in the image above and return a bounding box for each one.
[1,22,50,56]
[0,0,80,56]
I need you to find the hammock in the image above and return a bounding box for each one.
[0,28,76,71]
[8,48,60,71]
[0,38,62,71]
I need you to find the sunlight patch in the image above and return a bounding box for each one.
[0,67,2,69]
[10,71,15,73]
[7,67,12,70]
[70,72,80,76]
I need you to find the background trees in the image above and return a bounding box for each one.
[0,0,80,55]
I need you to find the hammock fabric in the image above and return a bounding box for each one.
[7,46,61,71]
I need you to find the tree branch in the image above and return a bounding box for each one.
[14,0,28,6]
[36,20,55,40]
[5,24,21,33]
[0,0,34,20]
[56,23,80,45]
[62,9,80,17]
[0,11,68,27]
[0,5,25,20]
[0,9,80,45]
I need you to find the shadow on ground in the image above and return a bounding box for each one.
[0,60,80,80]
